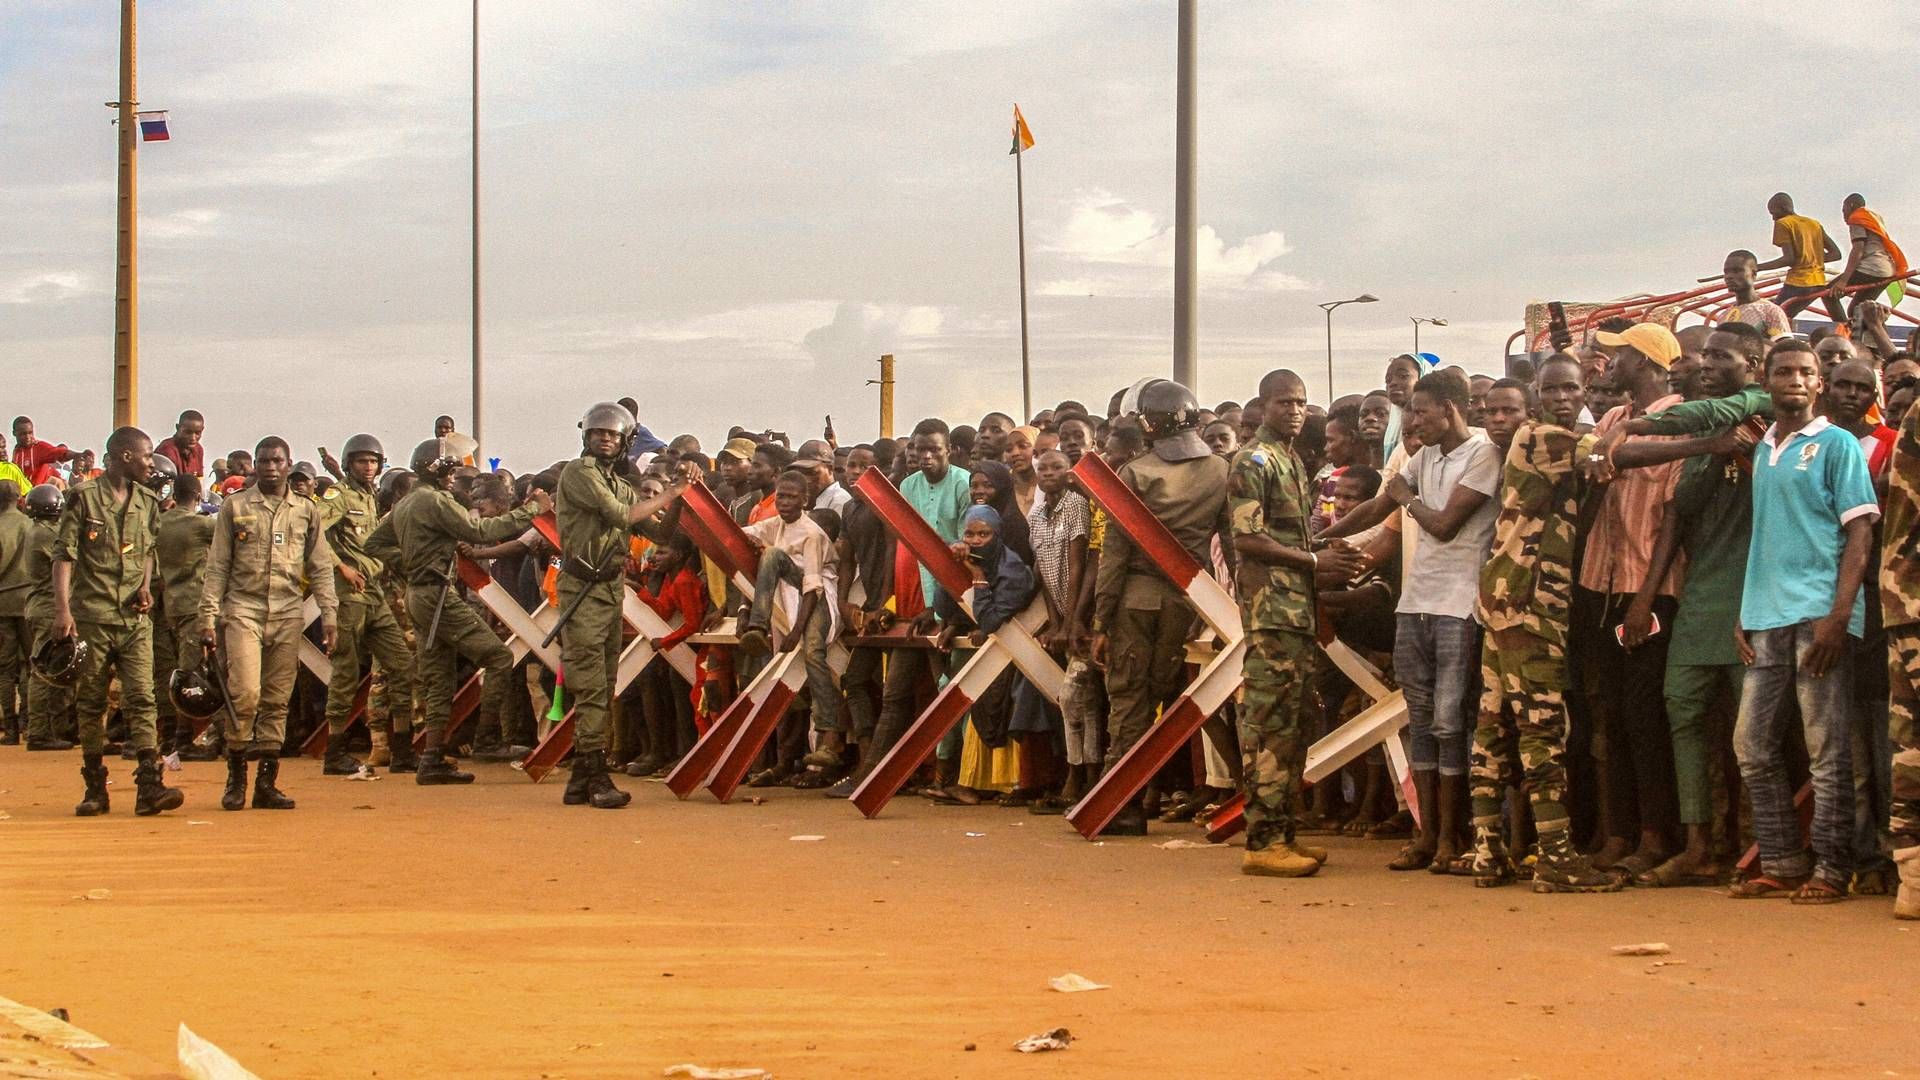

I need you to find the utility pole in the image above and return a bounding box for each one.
[1014,132,1031,421]
[875,354,895,439]
[1171,0,1197,395]
[112,0,138,428]
[470,0,484,462]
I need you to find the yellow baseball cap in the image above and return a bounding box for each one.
[1595,323,1680,369]
[718,437,759,463]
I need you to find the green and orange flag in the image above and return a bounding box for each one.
[1010,104,1035,155]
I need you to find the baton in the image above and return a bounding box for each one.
[421,550,459,651]
[207,637,243,736]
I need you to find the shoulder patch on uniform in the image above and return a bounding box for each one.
[1249,450,1269,466]
[323,488,340,500]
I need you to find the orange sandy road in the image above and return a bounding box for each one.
[0,748,1911,1079]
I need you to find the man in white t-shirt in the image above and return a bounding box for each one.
[1319,370,1502,872]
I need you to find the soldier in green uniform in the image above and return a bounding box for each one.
[50,426,184,817]
[1467,356,1623,891]
[19,484,75,750]
[365,437,550,785]
[1884,392,1920,919]
[199,437,339,811]
[1229,369,1365,877]
[0,479,31,744]
[554,402,685,809]
[1088,378,1233,835]
[315,434,417,775]
[155,473,220,760]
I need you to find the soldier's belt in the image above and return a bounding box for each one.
[559,556,622,584]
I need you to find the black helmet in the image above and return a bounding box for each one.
[145,453,178,501]
[32,635,89,687]
[1134,379,1209,462]
[579,401,638,458]
[409,437,460,480]
[25,483,63,521]
[341,433,384,467]
[168,662,227,721]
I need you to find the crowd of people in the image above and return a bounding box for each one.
[1,191,1915,921]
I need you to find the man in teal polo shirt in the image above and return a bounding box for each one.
[1729,339,1879,904]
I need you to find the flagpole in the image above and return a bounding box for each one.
[469,0,484,463]
[1015,136,1032,422]
[1171,0,1197,396]
[112,0,138,429]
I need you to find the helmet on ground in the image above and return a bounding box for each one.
[341,433,384,467]
[25,484,63,521]
[168,662,226,721]
[145,454,177,500]
[409,438,460,479]
[579,402,638,458]
[1133,379,1209,462]
[32,636,89,687]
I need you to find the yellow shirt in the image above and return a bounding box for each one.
[1773,214,1828,287]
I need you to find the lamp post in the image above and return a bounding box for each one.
[1318,294,1379,399]
[1411,315,1447,354]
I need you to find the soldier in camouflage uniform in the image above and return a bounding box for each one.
[0,479,32,745]
[1883,401,1920,919]
[155,472,218,760]
[1228,370,1364,877]
[19,484,75,750]
[1469,357,1623,891]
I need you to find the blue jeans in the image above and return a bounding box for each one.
[1394,613,1481,776]
[1734,622,1855,885]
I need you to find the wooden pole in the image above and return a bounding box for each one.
[112,0,138,429]
[1171,0,1197,395]
[470,0,483,462]
[1015,143,1031,421]
[877,354,895,440]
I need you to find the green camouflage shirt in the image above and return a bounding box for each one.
[54,477,162,626]
[155,506,216,613]
[23,519,58,625]
[1227,427,1315,635]
[364,485,535,586]
[557,456,667,575]
[314,479,386,605]
[1476,421,1592,645]
[0,509,34,617]
[1881,404,1920,630]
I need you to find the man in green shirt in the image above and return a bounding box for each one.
[555,402,684,809]
[155,473,219,759]
[19,484,74,750]
[1601,321,1769,887]
[0,479,32,744]
[51,426,185,817]
[365,438,550,785]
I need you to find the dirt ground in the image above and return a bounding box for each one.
[0,749,1912,1079]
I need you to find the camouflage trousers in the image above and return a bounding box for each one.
[1470,627,1570,829]
[1237,629,1316,852]
[1890,627,1920,849]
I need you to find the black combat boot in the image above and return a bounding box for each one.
[133,750,185,816]
[0,713,20,745]
[1533,827,1625,894]
[582,751,630,810]
[222,753,248,811]
[75,754,110,817]
[321,732,363,775]
[1103,795,1150,837]
[27,732,76,751]
[563,753,592,805]
[387,729,418,773]
[251,753,296,809]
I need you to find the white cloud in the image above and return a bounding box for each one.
[1,271,94,305]
[1039,189,1306,297]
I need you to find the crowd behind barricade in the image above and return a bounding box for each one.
[1,192,1916,920]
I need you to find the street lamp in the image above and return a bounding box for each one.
[1410,316,1447,354]
[1319,294,1379,399]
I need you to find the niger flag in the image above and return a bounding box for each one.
[1010,104,1035,155]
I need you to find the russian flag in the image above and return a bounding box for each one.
[135,110,169,142]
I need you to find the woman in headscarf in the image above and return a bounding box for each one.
[922,503,1035,805]
[968,460,1033,564]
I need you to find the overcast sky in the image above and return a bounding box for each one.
[5,2,1917,470]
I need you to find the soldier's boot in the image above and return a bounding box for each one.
[584,751,631,810]
[1243,844,1321,877]
[133,751,185,817]
[1287,840,1330,865]
[415,732,474,786]
[388,729,417,774]
[251,754,296,810]
[74,755,110,817]
[322,732,364,776]
[27,731,76,751]
[221,754,249,811]
[1104,795,1150,837]
[563,754,592,806]
[1470,823,1516,888]
[1894,845,1920,920]
[367,729,392,768]
[1532,827,1624,893]
[0,713,20,745]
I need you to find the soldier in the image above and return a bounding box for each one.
[1467,356,1625,891]
[155,472,221,761]
[365,437,550,785]
[1884,381,1920,919]
[0,479,30,744]
[554,402,685,808]
[315,434,418,775]
[199,437,339,811]
[1229,370,1364,876]
[1087,378,1233,835]
[50,426,183,816]
[19,484,76,751]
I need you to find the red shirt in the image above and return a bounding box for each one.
[155,438,205,476]
[637,566,709,652]
[12,441,72,486]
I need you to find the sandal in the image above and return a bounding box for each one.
[1388,843,1435,871]
[1440,851,1476,876]
[1614,852,1665,880]
[1029,796,1070,816]
[1729,872,1808,899]
[1341,816,1378,837]
[1367,812,1414,841]
[997,790,1035,808]
[1852,866,1895,896]
[746,766,791,788]
[1790,878,1847,905]
[1634,856,1723,889]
